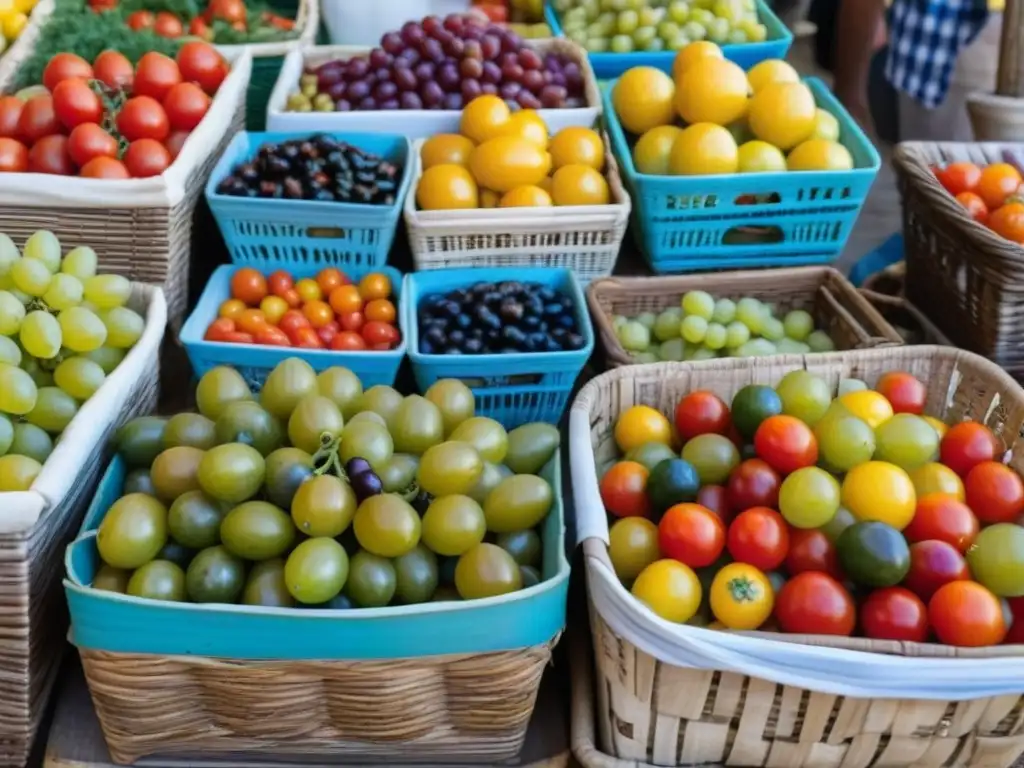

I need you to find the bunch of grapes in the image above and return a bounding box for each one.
[0,231,145,491]
[614,290,836,363]
[286,13,587,114]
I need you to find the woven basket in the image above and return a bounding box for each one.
[0,284,165,768]
[859,289,954,346]
[893,141,1024,376]
[568,348,1024,768]
[586,267,903,368]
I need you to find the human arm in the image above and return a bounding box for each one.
[833,0,887,127]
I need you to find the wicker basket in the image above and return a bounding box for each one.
[568,348,1024,768]
[859,289,954,346]
[893,141,1024,376]
[586,267,903,368]
[0,284,165,768]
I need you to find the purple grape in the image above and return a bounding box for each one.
[461,79,482,102]
[563,62,582,87]
[346,458,373,476]
[421,81,444,106]
[463,39,482,60]
[522,69,545,92]
[460,57,483,79]
[435,29,455,48]
[422,15,442,35]
[443,92,464,110]
[500,51,518,67]
[335,98,352,112]
[518,49,542,71]
[499,81,522,100]
[502,31,523,53]
[437,63,460,92]
[402,21,425,46]
[480,82,498,95]
[346,58,370,81]
[443,36,465,58]
[443,14,464,33]
[369,48,392,68]
[539,84,567,108]
[347,80,370,101]
[326,81,347,101]
[544,54,560,70]
[375,81,398,101]
[516,90,541,109]
[422,38,444,63]
[364,72,378,88]
[398,48,421,67]
[359,96,378,110]
[550,72,567,88]
[380,98,400,110]
[395,67,418,92]
[414,61,436,81]
[463,22,485,40]
[381,32,404,55]
[502,61,524,82]
[400,91,423,110]
[481,34,502,61]
[481,61,501,85]
[318,68,343,91]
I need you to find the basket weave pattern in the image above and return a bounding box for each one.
[80,643,553,765]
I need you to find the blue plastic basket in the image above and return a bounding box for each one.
[849,233,904,287]
[180,263,406,389]
[64,453,568,659]
[544,0,793,80]
[405,268,594,428]
[205,131,413,270]
[604,77,881,273]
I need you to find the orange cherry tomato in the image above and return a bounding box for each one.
[302,299,334,329]
[599,460,650,518]
[977,163,1023,209]
[316,268,345,296]
[329,284,363,315]
[338,311,364,332]
[235,308,267,335]
[955,191,989,224]
[988,202,1024,244]
[365,298,397,324]
[903,493,979,552]
[278,309,310,336]
[281,289,302,308]
[293,326,324,349]
[268,270,294,296]
[358,272,392,301]
[218,298,246,319]
[929,581,1007,647]
[254,326,291,347]
[875,371,926,415]
[230,267,268,305]
[753,415,818,475]
[295,278,322,303]
[204,317,235,341]
[658,502,726,568]
[935,162,981,196]
[259,295,289,325]
[330,331,367,351]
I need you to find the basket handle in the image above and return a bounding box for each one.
[585,277,635,368]
[64,530,98,589]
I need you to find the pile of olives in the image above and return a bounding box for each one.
[92,358,562,609]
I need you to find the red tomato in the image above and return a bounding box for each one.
[153,11,184,37]
[126,10,154,29]
[80,156,130,178]
[935,162,981,195]
[0,138,28,173]
[860,587,929,642]
[164,130,190,160]
[674,391,731,441]
[278,311,309,337]
[267,270,294,295]
[67,123,118,167]
[88,0,119,10]
[208,0,246,23]
[230,268,268,305]
[162,82,210,132]
[117,97,170,142]
[42,53,94,93]
[776,571,856,636]
[133,52,182,102]
[29,135,73,175]
[727,506,789,571]
[204,317,236,341]
[726,458,781,512]
[940,422,999,477]
[222,331,254,344]
[903,540,969,601]
[188,17,214,41]
[254,326,290,347]
[329,331,366,351]
[658,503,725,568]
[904,493,979,552]
[92,50,134,90]
[338,311,364,332]
[290,326,321,349]
[929,581,1007,647]
[600,461,650,518]
[52,79,103,130]
[753,415,818,475]
[875,371,926,415]
[785,528,841,578]
[316,323,337,344]
[0,96,24,139]
[955,191,989,224]
[362,320,400,347]
[17,95,60,145]
[476,3,509,22]
[964,460,1024,524]
[696,484,730,524]
[123,139,171,178]
[176,41,229,95]
[1006,597,1024,644]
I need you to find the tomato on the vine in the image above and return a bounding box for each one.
[93,50,134,90]
[208,0,247,23]
[123,139,172,178]
[903,493,979,552]
[785,528,841,578]
[189,17,214,40]
[940,422,999,477]
[754,415,817,475]
[600,461,650,519]
[903,540,969,601]
[929,581,1007,647]
[362,320,400,347]
[860,587,929,642]
[42,53,93,93]
[53,78,103,130]
[0,96,23,139]
[964,460,1024,524]
[134,52,182,102]
[126,10,154,29]
[67,123,118,167]
[153,11,184,37]
[710,562,774,630]
[29,135,73,175]
[726,458,781,512]
[162,82,211,131]
[658,502,725,568]
[775,571,855,636]
[727,506,789,571]
[176,42,229,95]
[674,391,731,441]
[17,95,59,145]
[117,97,170,142]
[875,372,926,415]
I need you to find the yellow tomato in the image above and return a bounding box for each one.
[551,164,610,206]
[612,66,676,135]
[631,559,702,623]
[674,57,749,126]
[469,136,551,193]
[479,188,500,208]
[633,125,682,175]
[420,134,475,169]
[838,390,894,428]
[810,108,841,141]
[499,185,552,207]
[2,11,25,39]
[672,40,723,82]
[923,415,948,439]
[668,123,738,176]
[746,59,800,93]
[13,0,34,12]
[501,109,549,149]
[841,461,917,530]
[615,405,672,452]
[787,139,854,171]
[549,126,604,171]
[609,517,661,582]
[747,81,816,151]
[459,94,510,144]
[259,295,289,324]
[909,462,965,502]
[218,298,246,319]
[737,140,786,173]
[416,164,479,210]
[710,563,774,630]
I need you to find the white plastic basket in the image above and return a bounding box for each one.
[216,0,318,59]
[321,0,471,46]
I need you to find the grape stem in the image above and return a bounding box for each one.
[311,431,346,480]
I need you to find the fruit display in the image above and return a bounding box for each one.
[551,0,769,51]
[0,230,144,491]
[417,279,586,355]
[284,14,587,114]
[415,95,612,210]
[610,42,851,176]
[0,42,229,177]
[214,134,404,204]
[613,290,836,362]
[93,357,561,608]
[934,159,1024,244]
[0,0,36,58]
[601,369,1024,646]
[80,0,297,43]
[204,267,401,352]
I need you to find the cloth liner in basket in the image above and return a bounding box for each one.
[568,349,1024,768]
[0,10,251,326]
[0,284,165,768]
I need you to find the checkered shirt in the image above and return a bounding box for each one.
[884,0,990,108]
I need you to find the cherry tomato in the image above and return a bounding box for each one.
[80,156,129,178]
[117,96,170,142]
[302,299,334,329]
[955,191,989,224]
[277,309,309,336]
[903,540,969,601]
[233,310,265,336]
[92,50,134,90]
[674,391,731,441]
[316,268,345,296]
[281,289,301,308]
[709,562,774,630]
[904,493,979,552]
[940,422,999,477]
[359,272,392,301]
[0,96,23,139]
[776,571,855,636]
[123,139,171,178]
[0,138,28,173]
[223,331,254,344]
[317,325,337,346]
[188,17,214,41]
[162,82,210,131]
[230,267,268,305]
[153,11,184,37]
[176,41,228,95]
[89,0,119,10]
[1006,597,1024,644]
[338,311,364,332]
[329,284,362,314]
[133,52,182,102]
[208,0,246,22]
[204,317,236,341]
[753,415,818,475]
[164,130,190,160]
[726,458,780,512]
[658,503,725,568]
[295,278,321,303]
[696,484,730,524]
[29,135,73,175]
[43,53,94,93]
[365,298,396,324]
[67,123,118,167]
[990,202,1024,244]
[53,77,103,131]
[785,528,841,578]
[362,320,400,347]
[254,326,290,347]
[978,162,1023,209]
[126,10,154,29]
[259,295,288,324]
[875,371,926,415]
[860,587,929,642]
[329,331,365,351]
[599,461,650,519]
[727,506,789,571]
[17,95,59,145]
[218,299,246,319]
[934,162,981,195]
[964,460,1024,524]
[929,581,1007,647]
[267,270,294,296]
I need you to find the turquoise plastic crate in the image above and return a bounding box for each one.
[405,268,594,428]
[205,131,413,270]
[180,263,406,389]
[544,0,793,80]
[64,453,568,659]
[603,77,881,273]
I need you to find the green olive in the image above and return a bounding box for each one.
[127,560,186,601]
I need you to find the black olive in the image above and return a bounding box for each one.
[443,346,462,355]
[420,340,435,354]
[543,302,563,318]
[500,347,520,354]
[522,315,541,331]
[463,338,484,354]
[283,178,304,199]
[448,329,466,346]
[551,326,568,340]
[485,328,501,345]
[556,314,577,330]
[499,299,524,323]
[455,313,472,330]
[468,327,485,340]
[314,190,335,202]
[502,326,527,347]
[563,332,586,350]
[425,326,446,347]
[538,287,557,302]
[543,337,561,353]
[440,300,461,319]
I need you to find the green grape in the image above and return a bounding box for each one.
[61,246,98,281]
[657,20,680,40]
[22,231,61,273]
[612,314,628,330]
[704,322,727,350]
[636,311,656,330]
[654,308,682,341]
[736,338,777,357]
[102,306,144,349]
[611,33,635,51]
[0,291,25,336]
[681,315,708,343]
[712,298,736,324]
[806,330,835,352]
[20,311,61,359]
[713,0,738,20]
[11,422,52,463]
[585,37,609,52]
[735,297,764,334]
[668,0,691,22]
[725,320,750,348]
[0,455,42,491]
[11,258,52,297]
[83,274,131,309]
[617,320,650,352]
[21,357,53,388]
[681,290,715,319]
[775,338,811,354]
[634,351,659,363]
[54,356,106,401]
[0,414,10,455]
[567,29,588,45]
[668,33,692,49]
[0,336,20,366]
[727,28,748,43]
[0,363,37,415]
[707,17,730,41]
[690,347,718,361]
[59,307,107,353]
[691,7,715,22]
[43,273,83,311]
[761,317,785,341]
[617,9,639,32]
[84,345,125,373]
[659,338,686,361]
[682,19,707,39]
[749,22,768,41]
[27,387,78,433]
[638,6,664,25]
[8,288,31,305]
[0,234,18,278]
[783,310,815,341]
[633,25,657,46]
